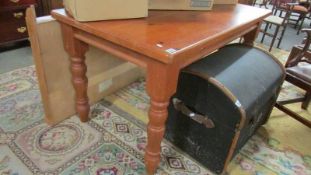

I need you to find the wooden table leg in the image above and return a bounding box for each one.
[61,24,90,122]
[243,22,262,46]
[144,62,179,175]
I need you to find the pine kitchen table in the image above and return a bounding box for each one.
[51,4,271,174]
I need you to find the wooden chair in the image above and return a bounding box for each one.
[271,0,310,34]
[253,0,270,8]
[289,1,309,34]
[275,28,311,128]
[260,1,292,51]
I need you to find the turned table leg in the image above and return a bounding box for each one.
[144,62,179,174]
[61,24,90,122]
[70,51,89,122]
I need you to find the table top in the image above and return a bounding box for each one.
[51,4,271,64]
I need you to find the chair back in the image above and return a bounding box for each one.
[271,0,295,14]
[286,29,311,67]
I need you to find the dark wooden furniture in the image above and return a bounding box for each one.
[0,0,42,48]
[275,28,311,128]
[41,0,63,15]
[51,5,270,174]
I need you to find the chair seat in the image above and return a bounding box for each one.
[279,4,308,13]
[264,15,284,25]
[292,5,308,13]
[287,64,311,83]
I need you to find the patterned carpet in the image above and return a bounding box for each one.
[0,46,311,175]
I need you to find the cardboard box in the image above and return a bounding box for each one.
[214,0,238,4]
[63,0,148,21]
[149,0,214,11]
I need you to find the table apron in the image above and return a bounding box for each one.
[74,31,150,68]
[176,24,259,68]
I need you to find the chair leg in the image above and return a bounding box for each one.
[264,0,268,9]
[294,14,300,29]
[277,25,286,48]
[261,22,269,43]
[269,25,280,52]
[273,8,278,16]
[279,11,283,18]
[297,15,305,35]
[275,103,311,128]
[252,0,256,6]
[302,91,311,110]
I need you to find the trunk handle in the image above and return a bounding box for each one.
[173,98,215,128]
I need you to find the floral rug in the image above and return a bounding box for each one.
[0,67,212,175]
[105,78,311,175]
[0,46,311,175]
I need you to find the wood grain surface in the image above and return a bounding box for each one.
[52,5,270,64]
